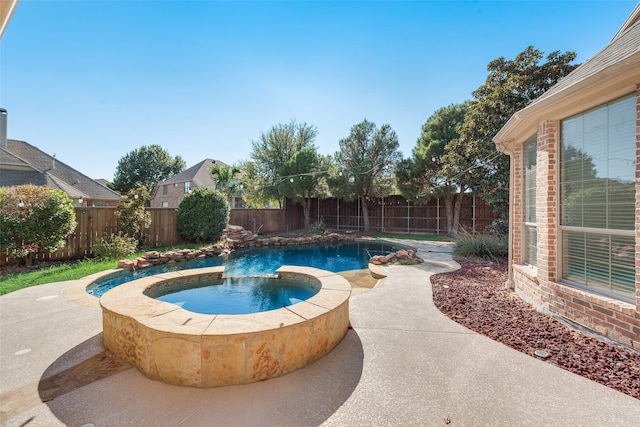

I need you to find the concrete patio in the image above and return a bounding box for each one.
[1,241,639,426]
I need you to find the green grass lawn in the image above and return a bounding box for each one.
[0,244,198,296]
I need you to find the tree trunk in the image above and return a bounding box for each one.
[361,195,371,231]
[443,193,454,236]
[303,197,311,231]
[452,188,465,235]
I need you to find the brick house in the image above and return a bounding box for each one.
[493,5,640,350]
[151,158,243,209]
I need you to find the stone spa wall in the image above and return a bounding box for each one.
[100,265,352,387]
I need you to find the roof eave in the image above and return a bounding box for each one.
[494,52,640,154]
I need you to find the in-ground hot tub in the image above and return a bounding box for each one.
[100,266,351,387]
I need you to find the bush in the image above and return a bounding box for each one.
[177,187,229,242]
[310,219,328,235]
[0,185,77,264]
[487,218,509,237]
[115,186,151,246]
[454,233,508,260]
[92,233,138,259]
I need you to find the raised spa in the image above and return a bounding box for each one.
[100,265,351,388]
[147,276,321,315]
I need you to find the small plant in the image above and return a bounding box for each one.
[310,219,328,235]
[453,233,508,260]
[92,233,138,259]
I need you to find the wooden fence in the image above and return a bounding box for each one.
[1,194,498,266]
[1,208,188,267]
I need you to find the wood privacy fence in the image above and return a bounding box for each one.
[1,194,498,266]
[1,208,188,267]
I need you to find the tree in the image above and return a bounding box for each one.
[250,120,318,208]
[397,102,469,235]
[277,147,330,230]
[443,46,578,214]
[110,145,186,195]
[211,164,242,208]
[114,186,152,247]
[177,187,229,242]
[329,119,401,231]
[0,185,76,265]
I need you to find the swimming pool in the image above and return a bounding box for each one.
[88,240,410,297]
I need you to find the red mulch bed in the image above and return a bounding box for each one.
[431,259,640,400]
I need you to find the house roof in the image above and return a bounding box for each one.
[494,4,640,153]
[0,139,121,201]
[160,158,229,187]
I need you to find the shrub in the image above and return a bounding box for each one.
[454,233,508,260]
[487,218,509,237]
[92,233,138,259]
[177,187,229,242]
[0,185,77,265]
[310,219,328,235]
[115,186,151,246]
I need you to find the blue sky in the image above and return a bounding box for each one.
[1,0,637,181]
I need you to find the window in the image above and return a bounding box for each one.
[162,185,168,195]
[560,95,636,302]
[523,136,537,266]
[184,181,191,194]
[162,201,169,208]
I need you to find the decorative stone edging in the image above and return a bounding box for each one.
[100,265,351,388]
[117,225,355,270]
[369,249,424,266]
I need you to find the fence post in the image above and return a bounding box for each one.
[407,198,410,233]
[381,197,385,233]
[436,197,440,234]
[357,198,360,231]
[472,195,477,234]
[337,198,340,231]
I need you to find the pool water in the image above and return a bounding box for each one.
[88,240,411,297]
[147,276,320,315]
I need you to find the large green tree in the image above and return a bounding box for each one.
[110,145,186,196]
[397,102,469,235]
[443,46,578,215]
[329,119,401,231]
[249,120,318,208]
[277,147,330,230]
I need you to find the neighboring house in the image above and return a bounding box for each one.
[0,133,121,207]
[494,5,640,350]
[151,158,244,209]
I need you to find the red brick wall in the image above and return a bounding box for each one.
[536,120,558,283]
[509,101,640,351]
[151,182,190,208]
[512,144,523,265]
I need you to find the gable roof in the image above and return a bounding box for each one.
[494,4,640,153]
[0,139,121,201]
[160,158,229,187]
